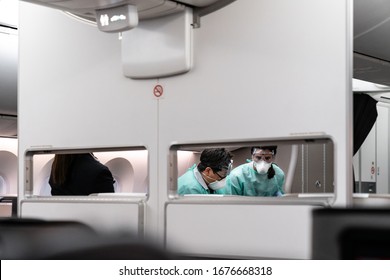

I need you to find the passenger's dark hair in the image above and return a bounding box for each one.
[197,148,233,172]
[50,154,87,185]
[251,146,277,156]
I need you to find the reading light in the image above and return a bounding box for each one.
[96,4,138,33]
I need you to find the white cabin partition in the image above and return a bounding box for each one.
[159,0,352,259]
[166,202,319,259]
[18,0,353,259]
[20,199,144,234]
[18,3,158,239]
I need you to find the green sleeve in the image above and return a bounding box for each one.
[275,168,285,194]
[226,174,243,195]
[216,184,232,195]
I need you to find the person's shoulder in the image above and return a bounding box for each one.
[80,154,107,168]
[272,164,285,176]
[75,154,112,176]
[179,184,201,194]
[178,167,204,194]
[178,168,194,180]
[178,181,204,194]
[232,162,249,171]
[230,162,251,175]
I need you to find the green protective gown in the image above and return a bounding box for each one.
[178,164,231,195]
[226,162,285,196]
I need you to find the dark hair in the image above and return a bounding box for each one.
[251,146,277,156]
[50,154,76,185]
[197,148,233,172]
[50,154,90,185]
[267,164,276,179]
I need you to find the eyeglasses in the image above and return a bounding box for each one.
[214,171,228,180]
[213,161,232,180]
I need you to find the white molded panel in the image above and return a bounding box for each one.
[19,1,160,241]
[166,203,317,259]
[21,201,143,235]
[122,7,193,78]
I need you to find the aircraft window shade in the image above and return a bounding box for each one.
[26,147,148,197]
[169,137,335,200]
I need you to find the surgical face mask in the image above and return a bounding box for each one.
[203,173,226,190]
[254,160,272,174]
[208,178,227,190]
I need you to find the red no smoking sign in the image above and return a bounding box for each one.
[153,85,163,98]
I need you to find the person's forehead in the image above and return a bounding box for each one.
[253,149,273,155]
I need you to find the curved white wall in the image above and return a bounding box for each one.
[0,138,17,195]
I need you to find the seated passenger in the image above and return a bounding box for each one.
[226,146,285,196]
[178,148,233,195]
[49,153,115,195]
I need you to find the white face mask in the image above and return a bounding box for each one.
[254,160,271,174]
[208,178,227,190]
